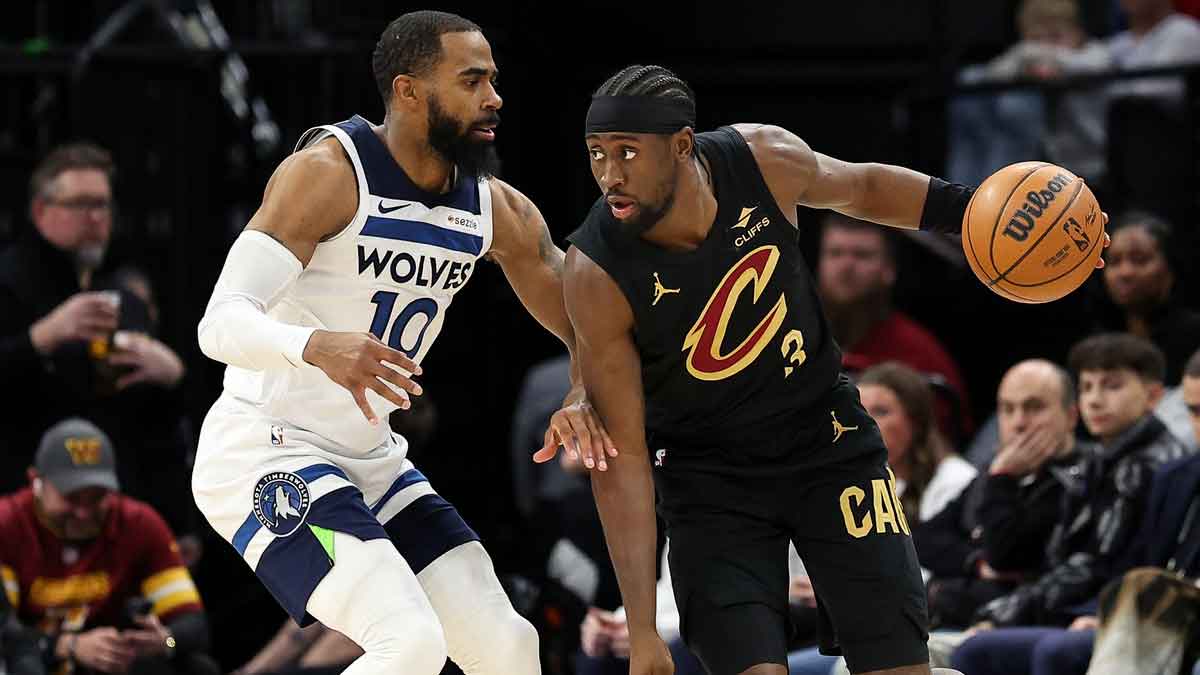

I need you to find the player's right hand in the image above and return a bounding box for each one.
[73,627,136,673]
[629,634,674,675]
[302,330,423,425]
[30,291,119,355]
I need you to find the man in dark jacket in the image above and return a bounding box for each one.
[0,143,194,536]
[915,359,1084,629]
[948,333,1192,675]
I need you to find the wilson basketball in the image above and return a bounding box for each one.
[962,162,1105,304]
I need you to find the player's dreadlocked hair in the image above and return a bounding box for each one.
[372,11,481,107]
[594,65,695,106]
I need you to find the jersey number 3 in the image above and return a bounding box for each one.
[368,291,438,358]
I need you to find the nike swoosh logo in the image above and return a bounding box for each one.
[379,201,410,214]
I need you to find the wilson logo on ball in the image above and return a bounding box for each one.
[1001,173,1074,242]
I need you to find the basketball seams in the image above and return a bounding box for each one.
[995,179,1084,282]
[985,162,1049,277]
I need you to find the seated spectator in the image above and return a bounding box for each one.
[575,541,703,675]
[1107,0,1200,103]
[0,143,194,539]
[818,215,971,440]
[916,359,1087,631]
[228,619,361,675]
[947,0,1111,185]
[1094,211,1200,385]
[509,354,585,520]
[857,362,977,521]
[0,418,216,675]
[944,333,1190,673]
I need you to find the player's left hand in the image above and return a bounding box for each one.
[122,614,173,658]
[108,330,185,390]
[533,398,618,471]
[1094,213,1110,269]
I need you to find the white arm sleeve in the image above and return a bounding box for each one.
[197,230,317,371]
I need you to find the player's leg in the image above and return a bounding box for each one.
[194,458,447,675]
[306,533,447,675]
[373,467,539,674]
[788,450,930,674]
[665,504,792,675]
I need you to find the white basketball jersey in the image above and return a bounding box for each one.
[218,115,493,452]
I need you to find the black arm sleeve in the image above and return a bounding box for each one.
[165,611,210,655]
[919,178,975,235]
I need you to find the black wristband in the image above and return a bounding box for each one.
[920,177,975,235]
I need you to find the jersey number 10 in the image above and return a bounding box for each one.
[368,291,439,358]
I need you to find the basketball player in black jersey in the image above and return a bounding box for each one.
[538,65,1100,675]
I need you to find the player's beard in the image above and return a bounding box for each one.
[616,169,677,237]
[427,95,500,180]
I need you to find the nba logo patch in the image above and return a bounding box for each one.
[270,425,284,446]
[654,449,667,467]
[252,472,311,537]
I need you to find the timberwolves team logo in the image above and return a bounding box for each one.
[252,472,311,537]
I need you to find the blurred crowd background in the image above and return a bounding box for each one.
[1,1,1199,674]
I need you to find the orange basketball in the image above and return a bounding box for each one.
[962,162,1105,304]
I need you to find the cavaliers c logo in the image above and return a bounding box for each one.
[682,245,788,381]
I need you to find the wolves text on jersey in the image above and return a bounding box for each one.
[357,245,474,291]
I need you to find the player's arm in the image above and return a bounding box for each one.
[561,246,670,668]
[734,123,971,234]
[197,139,421,424]
[488,180,616,469]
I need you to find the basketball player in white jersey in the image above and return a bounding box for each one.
[192,11,614,675]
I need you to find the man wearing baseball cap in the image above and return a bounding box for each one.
[0,418,217,674]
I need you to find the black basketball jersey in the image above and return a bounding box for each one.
[568,126,845,468]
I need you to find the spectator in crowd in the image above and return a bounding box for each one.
[945,333,1190,672]
[915,359,1087,632]
[227,619,360,675]
[950,438,1200,675]
[575,540,703,675]
[947,0,1112,185]
[509,354,586,520]
[857,362,977,521]
[817,214,971,439]
[1,580,44,675]
[0,143,195,536]
[1107,0,1200,102]
[0,418,216,675]
[1095,211,1200,385]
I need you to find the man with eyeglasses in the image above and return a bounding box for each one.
[0,144,190,531]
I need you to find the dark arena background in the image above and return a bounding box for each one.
[2,2,1198,674]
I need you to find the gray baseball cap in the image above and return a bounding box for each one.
[35,418,119,494]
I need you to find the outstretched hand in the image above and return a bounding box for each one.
[1094,213,1110,269]
[533,399,618,471]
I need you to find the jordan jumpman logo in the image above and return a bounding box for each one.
[830,411,859,443]
[652,273,680,306]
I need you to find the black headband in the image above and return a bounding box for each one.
[584,95,696,135]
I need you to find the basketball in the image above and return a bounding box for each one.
[962,162,1105,304]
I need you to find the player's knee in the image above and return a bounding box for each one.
[491,610,539,664]
[369,614,447,673]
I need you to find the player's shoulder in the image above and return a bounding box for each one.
[486,177,535,221]
[278,137,355,192]
[729,123,812,161]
